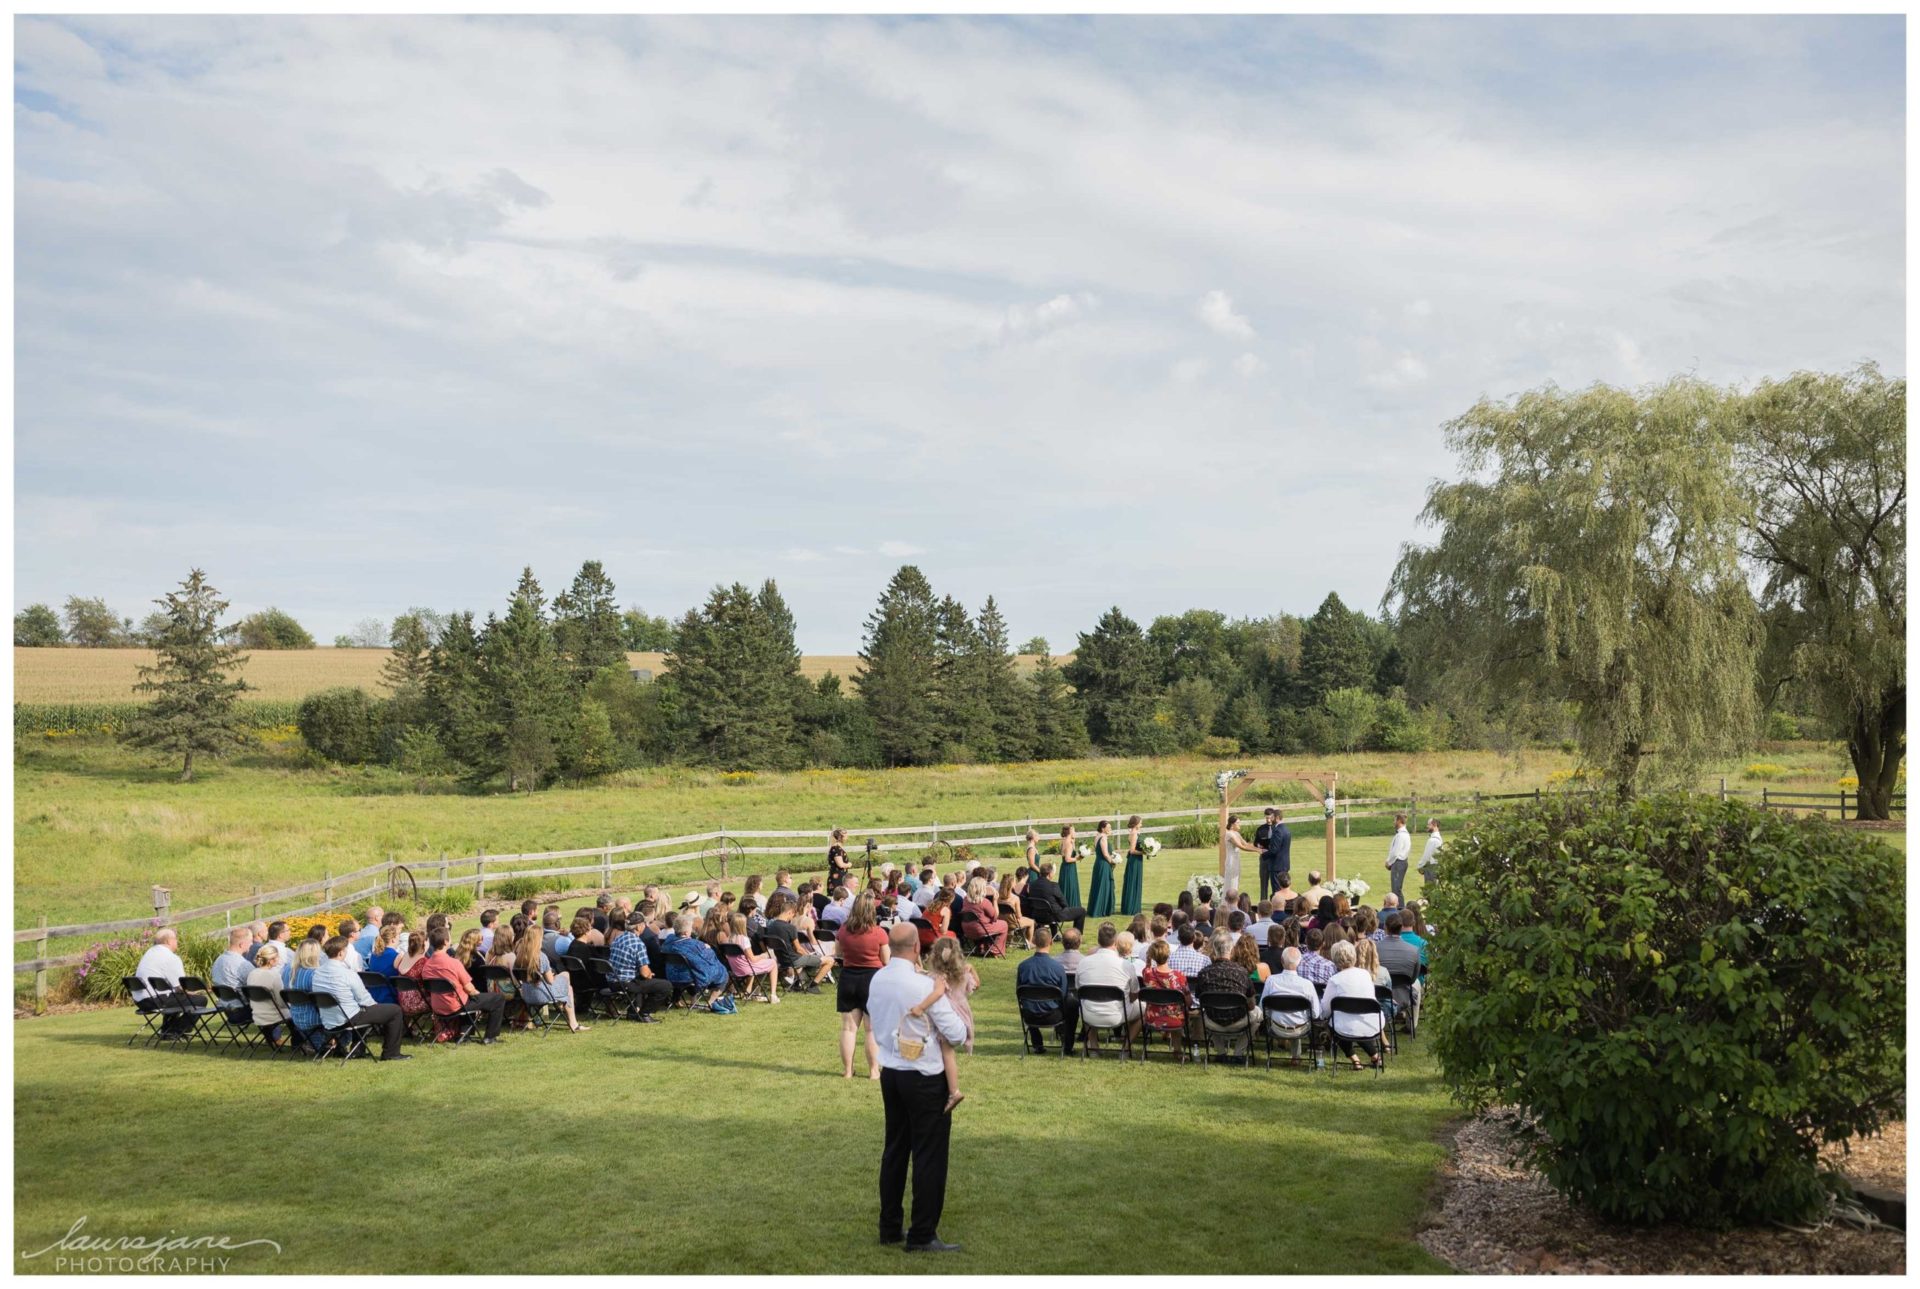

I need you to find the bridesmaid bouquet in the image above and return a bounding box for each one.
[1074,843,1092,860]
[1141,837,1162,857]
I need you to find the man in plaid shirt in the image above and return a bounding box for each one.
[1297,929,1337,986]
[604,913,672,1022]
[1168,925,1211,982]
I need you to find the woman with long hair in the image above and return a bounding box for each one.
[515,927,590,1033]
[1057,824,1082,911]
[997,872,1035,945]
[833,891,890,1079]
[1120,814,1146,916]
[1230,927,1270,985]
[1086,819,1117,918]
[1024,827,1040,871]
[1221,813,1260,896]
[826,828,852,893]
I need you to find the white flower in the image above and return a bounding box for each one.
[1075,843,1092,859]
[1141,837,1162,856]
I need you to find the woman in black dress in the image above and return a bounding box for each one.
[826,828,852,892]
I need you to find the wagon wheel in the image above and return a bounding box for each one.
[699,835,745,882]
[923,839,955,868]
[389,863,418,905]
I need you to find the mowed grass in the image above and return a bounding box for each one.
[14,648,1066,703]
[14,866,1455,1274]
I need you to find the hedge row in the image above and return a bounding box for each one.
[16,701,304,737]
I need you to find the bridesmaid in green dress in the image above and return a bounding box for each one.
[1086,819,1117,918]
[1120,813,1146,915]
[1057,824,1082,910]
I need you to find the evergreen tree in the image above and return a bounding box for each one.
[427,611,493,774]
[120,569,253,782]
[1064,606,1167,753]
[933,595,994,759]
[381,611,435,734]
[976,596,1034,760]
[857,565,943,766]
[798,671,882,767]
[481,568,574,790]
[1299,592,1373,704]
[666,582,801,768]
[13,604,63,646]
[1028,652,1089,760]
[553,559,627,680]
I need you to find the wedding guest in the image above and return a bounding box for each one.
[834,892,890,1079]
[244,943,291,1046]
[1015,927,1077,1055]
[1324,940,1384,1068]
[1074,923,1141,1051]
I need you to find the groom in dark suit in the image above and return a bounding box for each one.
[1256,807,1292,902]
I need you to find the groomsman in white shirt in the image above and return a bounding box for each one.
[1385,813,1412,902]
[1417,818,1443,884]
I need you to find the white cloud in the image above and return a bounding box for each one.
[1171,356,1211,384]
[877,540,927,558]
[1403,299,1434,322]
[1232,352,1268,378]
[1367,352,1431,389]
[1197,289,1255,340]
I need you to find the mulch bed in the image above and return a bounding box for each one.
[1420,1109,1905,1274]
[1822,1121,1906,1193]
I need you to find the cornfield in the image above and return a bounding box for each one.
[16,701,302,737]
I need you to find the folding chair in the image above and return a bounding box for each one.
[1074,984,1136,1061]
[513,968,564,1034]
[655,951,701,1011]
[391,976,436,1043]
[1260,995,1317,1069]
[999,903,1031,951]
[1138,987,1192,1063]
[208,984,262,1055]
[1197,991,1256,1068]
[149,976,217,1047]
[419,977,481,1044]
[715,943,772,1004]
[1387,969,1420,1040]
[279,987,325,1056]
[1328,996,1388,1075]
[358,971,395,1004]
[1015,985,1071,1057]
[307,989,379,1062]
[242,984,297,1058]
[124,977,167,1047]
[1374,984,1400,1057]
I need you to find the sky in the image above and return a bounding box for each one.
[13,15,1906,652]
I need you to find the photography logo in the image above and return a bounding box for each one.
[21,1217,282,1273]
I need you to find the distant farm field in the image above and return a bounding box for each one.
[12,648,1057,703]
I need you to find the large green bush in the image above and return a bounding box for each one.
[1428,794,1904,1226]
[296,687,384,764]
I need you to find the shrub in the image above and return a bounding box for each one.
[489,876,546,903]
[1741,762,1788,781]
[393,725,457,777]
[416,888,475,916]
[1167,819,1218,849]
[75,939,149,1002]
[296,688,383,764]
[1764,711,1805,741]
[1429,793,1904,1227]
[1195,735,1241,759]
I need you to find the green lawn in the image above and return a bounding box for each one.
[15,947,1456,1274]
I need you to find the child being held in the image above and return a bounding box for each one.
[908,936,979,1113]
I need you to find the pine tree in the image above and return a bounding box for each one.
[1299,592,1373,704]
[1064,606,1167,754]
[482,568,574,789]
[120,569,253,781]
[381,611,435,733]
[1028,652,1089,760]
[553,559,627,680]
[976,596,1035,760]
[856,566,943,766]
[427,611,493,774]
[933,595,994,759]
[666,582,801,768]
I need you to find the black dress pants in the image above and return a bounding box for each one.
[457,991,507,1039]
[622,977,673,1016]
[878,1067,951,1245]
[1022,999,1080,1054]
[350,1003,406,1058]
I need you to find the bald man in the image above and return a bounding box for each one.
[865,923,967,1253]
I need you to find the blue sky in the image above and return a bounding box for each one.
[13,15,1905,651]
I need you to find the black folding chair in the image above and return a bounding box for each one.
[279,987,323,1056]
[1328,996,1388,1075]
[513,968,564,1034]
[148,975,217,1046]
[999,903,1031,951]
[307,989,379,1062]
[1387,969,1420,1039]
[124,977,167,1047]
[1197,991,1256,1068]
[419,977,480,1044]
[390,976,436,1043]
[1137,986,1191,1063]
[358,971,395,1003]
[1015,984,1071,1057]
[1374,984,1400,1056]
[1260,994,1317,1068]
[1074,984,1136,1061]
[714,943,772,1004]
[208,984,262,1054]
[655,951,701,1011]
[241,984,296,1058]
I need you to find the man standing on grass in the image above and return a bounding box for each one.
[1260,808,1292,901]
[1385,813,1412,902]
[868,922,967,1254]
[1418,818,1442,885]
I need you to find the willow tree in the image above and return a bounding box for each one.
[1736,365,1905,819]
[1388,378,1760,796]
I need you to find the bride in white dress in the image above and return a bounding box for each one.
[1220,813,1261,896]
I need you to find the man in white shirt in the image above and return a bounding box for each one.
[1385,814,1413,902]
[1246,902,1275,947]
[866,924,967,1254]
[132,929,201,1035]
[1260,946,1323,1058]
[1418,818,1442,884]
[911,874,940,911]
[1073,924,1142,1049]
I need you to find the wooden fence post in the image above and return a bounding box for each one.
[322,872,334,910]
[603,842,612,891]
[251,886,262,921]
[438,852,448,893]
[474,853,487,901]
[1719,777,1726,803]
[33,914,47,1014]
[1761,787,1769,811]
[1839,790,1847,820]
